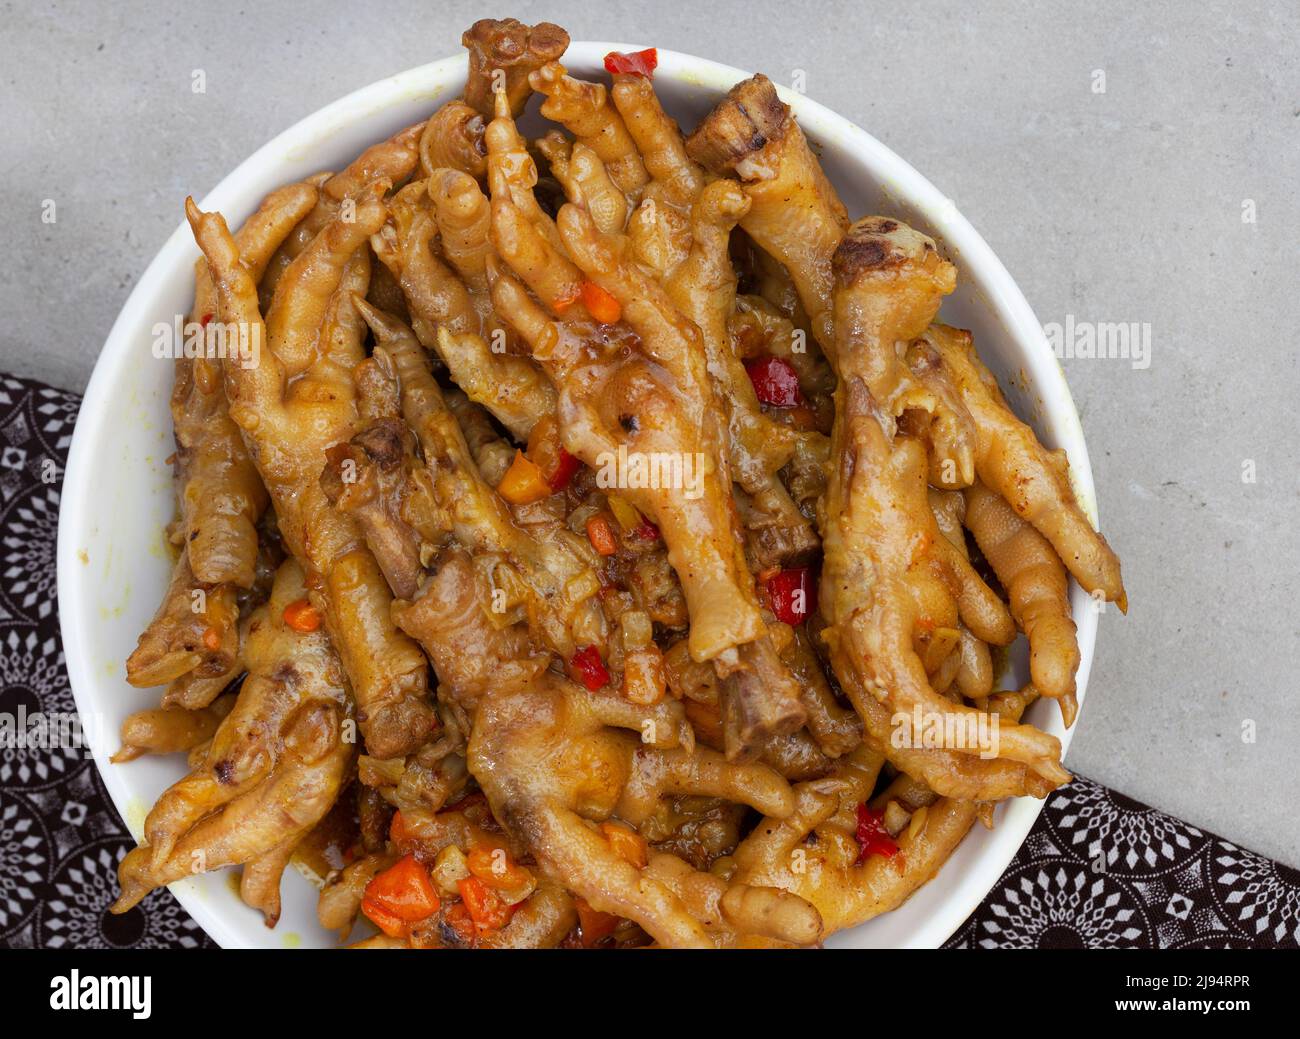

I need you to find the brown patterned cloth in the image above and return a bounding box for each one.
[0,371,1294,950]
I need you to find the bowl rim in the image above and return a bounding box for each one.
[57,40,1098,950]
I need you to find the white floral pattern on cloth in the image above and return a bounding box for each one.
[0,371,1294,950]
[946,778,1300,948]
[0,374,213,950]
[38,838,209,950]
[1,482,61,623]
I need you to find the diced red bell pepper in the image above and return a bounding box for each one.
[527,416,583,491]
[548,448,581,491]
[766,567,816,626]
[744,356,805,407]
[854,804,900,864]
[569,645,611,691]
[632,519,660,541]
[604,48,658,78]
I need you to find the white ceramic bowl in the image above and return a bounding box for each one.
[57,42,1099,949]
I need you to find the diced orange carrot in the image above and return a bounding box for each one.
[282,599,322,633]
[361,854,440,935]
[443,901,477,942]
[466,844,533,890]
[586,515,619,557]
[457,875,515,933]
[365,854,440,918]
[360,898,410,939]
[497,450,552,505]
[600,821,648,869]
[580,281,622,324]
[575,897,620,946]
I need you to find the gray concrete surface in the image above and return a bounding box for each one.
[4,1,1298,864]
